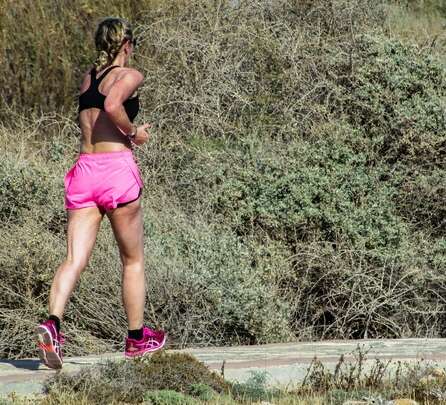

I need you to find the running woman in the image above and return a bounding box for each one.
[35,17,166,369]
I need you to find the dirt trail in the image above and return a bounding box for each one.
[1,338,446,396]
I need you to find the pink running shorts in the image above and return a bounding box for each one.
[64,150,143,211]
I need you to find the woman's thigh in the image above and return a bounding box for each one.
[106,198,144,265]
[66,206,103,268]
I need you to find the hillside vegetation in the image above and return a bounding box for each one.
[0,0,445,358]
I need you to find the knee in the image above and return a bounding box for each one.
[63,257,88,275]
[122,260,144,275]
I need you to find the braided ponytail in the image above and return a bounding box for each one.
[93,17,134,71]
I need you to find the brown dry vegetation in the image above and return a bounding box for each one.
[0,0,445,359]
[15,346,446,404]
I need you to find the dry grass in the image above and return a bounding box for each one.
[6,347,446,404]
[0,0,444,359]
[385,1,446,61]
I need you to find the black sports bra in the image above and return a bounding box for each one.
[78,65,140,122]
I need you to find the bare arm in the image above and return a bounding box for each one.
[103,69,144,135]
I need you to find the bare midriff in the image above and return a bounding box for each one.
[77,65,137,154]
[78,108,132,154]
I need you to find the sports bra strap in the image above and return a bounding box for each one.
[91,65,119,83]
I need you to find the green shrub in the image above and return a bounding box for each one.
[231,370,281,402]
[0,154,54,223]
[145,211,293,345]
[0,0,445,357]
[188,383,217,401]
[325,388,376,405]
[297,346,446,403]
[177,130,409,254]
[45,352,229,404]
[395,168,445,236]
[404,0,446,15]
[144,390,198,405]
[330,35,446,169]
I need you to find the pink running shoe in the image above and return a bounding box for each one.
[35,320,65,369]
[125,326,166,358]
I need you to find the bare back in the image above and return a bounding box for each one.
[78,66,140,154]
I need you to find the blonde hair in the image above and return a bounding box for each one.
[94,17,134,70]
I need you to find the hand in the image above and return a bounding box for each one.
[133,123,151,145]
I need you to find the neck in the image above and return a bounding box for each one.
[111,53,128,68]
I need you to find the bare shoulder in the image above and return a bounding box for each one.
[79,67,94,93]
[79,66,143,93]
[116,67,144,83]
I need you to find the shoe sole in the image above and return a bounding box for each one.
[35,325,63,369]
[125,333,167,359]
